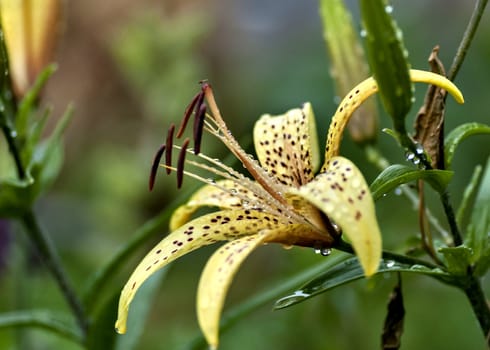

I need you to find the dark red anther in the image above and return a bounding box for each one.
[177,91,204,138]
[165,123,175,174]
[193,104,206,155]
[177,138,190,189]
[149,144,166,191]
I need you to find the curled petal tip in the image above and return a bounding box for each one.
[114,319,127,334]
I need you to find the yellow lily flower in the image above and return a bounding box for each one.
[116,69,463,349]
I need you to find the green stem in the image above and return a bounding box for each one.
[20,211,88,336]
[439,190,463,246]
[462,271,490,344]
[1,124,25,179]
[447,0,489,81]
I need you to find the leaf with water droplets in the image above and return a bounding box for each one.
[274,258,450,310]
[370,164,453,200]
[197,233,269,349]
[360,0,412,128]
[253,102,320,187]
[444,122,490,169]
[116,209,290,334]
[290,156,382,276]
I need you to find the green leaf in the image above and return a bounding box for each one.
[439,246,473,275]
[457,165,482,227]
[444,122,490,169]
[466,157,490,276]
[360,0,412,129]
[370,164,453,200]
[16,64,57,137]
[274,258,450,310]
[0,310,83,344]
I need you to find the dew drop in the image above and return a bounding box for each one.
[413,158,421,165]
[385,5,393,14]
[320,248,332,256]
[360,29,367,38]
[394,187,402,196]
[207,178,216,185]
[10,130,17,138]
[415,143,424,155]
[405,151,415,161]
[230,189,238,195]
[386,260,396,268]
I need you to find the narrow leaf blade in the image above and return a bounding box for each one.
[274,257,449,309]
[370,164,453,200]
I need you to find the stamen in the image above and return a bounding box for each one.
[201,83,290,207]
[177,138,190,188]
[177,91,204,138]
[193,104,206,155]
[149,144,166,191]
[165,124,175,174]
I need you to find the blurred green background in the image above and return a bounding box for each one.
[1,0,489,349]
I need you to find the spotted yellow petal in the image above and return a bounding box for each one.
[324,69,465,162]
[171,180,251,230]
[290,156,381,276]
[197,233,270,349]
[116,209,290,334]
[254,102,320,187]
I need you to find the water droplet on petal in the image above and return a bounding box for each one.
[207,178,216,185]
[230,189,238,195]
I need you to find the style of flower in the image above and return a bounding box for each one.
[115,70,463,349]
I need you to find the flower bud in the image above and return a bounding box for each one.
[320,0,379,145]
[0,0,61,98]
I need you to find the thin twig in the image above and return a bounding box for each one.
[447,0,489,81]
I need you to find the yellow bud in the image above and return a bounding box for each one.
[0,0,62,98]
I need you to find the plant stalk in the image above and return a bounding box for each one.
[20,210,88,336]
[447,0,489,81]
